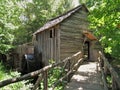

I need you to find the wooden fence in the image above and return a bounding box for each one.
[98,51,120,90]
[0,51,83,90]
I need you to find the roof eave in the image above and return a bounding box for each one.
[33,4,89,35]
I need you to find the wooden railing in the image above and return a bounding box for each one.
[0,51,83,90]
[98,51,120,90]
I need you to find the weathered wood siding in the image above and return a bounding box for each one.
[14,44,34,70]
[35,27,60,65]
[91,41,102,61]
[60,8,89,60]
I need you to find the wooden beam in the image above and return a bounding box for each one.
[32,74,43,90]
[43,71,48,90]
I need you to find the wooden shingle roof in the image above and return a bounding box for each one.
[33,4,88,35]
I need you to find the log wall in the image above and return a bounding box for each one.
[60,9,88,60]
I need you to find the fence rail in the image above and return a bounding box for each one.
[0,51,83,90]
[98,51,120,90]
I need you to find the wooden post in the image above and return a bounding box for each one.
[112,76,118,90]
[43,71,48,90]
[98,55,108,90]
[97,57,100,72]
[32,74,43,90]
[103,62,109,89]
[67,59,71,82]
[104,64,108,78]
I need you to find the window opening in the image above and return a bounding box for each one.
[50,30,53,38]
[50,28,55,38]
[84,41,90,60]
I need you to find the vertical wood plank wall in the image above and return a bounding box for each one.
[60,9,89,60]
[36,28,60,65]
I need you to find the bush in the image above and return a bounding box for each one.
[0,62,33,90]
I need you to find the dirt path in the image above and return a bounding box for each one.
[64,62,104,90]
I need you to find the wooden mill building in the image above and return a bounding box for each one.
[33,4,99,66]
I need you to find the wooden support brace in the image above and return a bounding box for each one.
[67,59,71,82]
[43,71,48,90]
[112,76,118,90]
[32,74,43,90]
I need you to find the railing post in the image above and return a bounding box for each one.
[32,74,43,90]
[99,58,108,90]
[104,62,108,79]
[112,76,118,90]
[104,65,109,89]
[67,59,71,82]
[97,57,100,72]
[43,71,48,90]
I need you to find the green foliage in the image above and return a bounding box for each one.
[0,62,6,80]
[47,59,66,89]
[48,67,66,90]
[106,75,112,88]
[85,0,120,60]
[1,80,32,90]
[39,66,66,90]
[106,75,112,84]
[0,0,23,53]
[0,62,33,90]
[48,67,62,86]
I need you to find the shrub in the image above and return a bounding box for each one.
[0,62,33,90]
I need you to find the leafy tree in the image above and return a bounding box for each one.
[0,0,23,53]
[0,0,74,53]
[82,0,120,60]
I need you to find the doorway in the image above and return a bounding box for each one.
[83,41,90,60]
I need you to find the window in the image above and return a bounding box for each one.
[50,28,55,38]
[50,30,53,38]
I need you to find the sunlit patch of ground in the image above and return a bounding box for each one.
[64,62,104,90]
